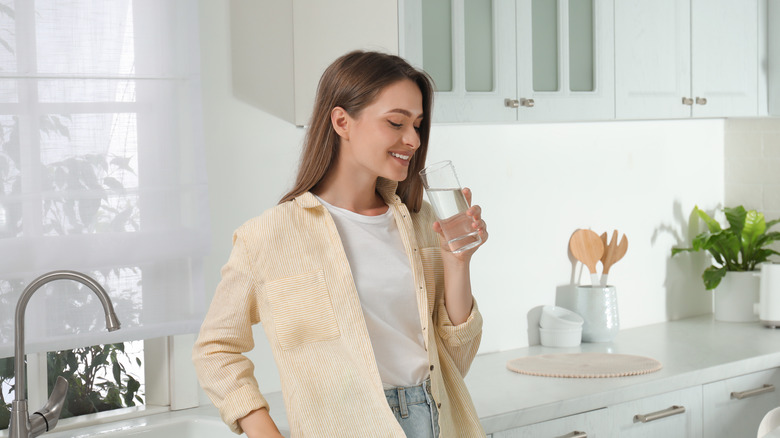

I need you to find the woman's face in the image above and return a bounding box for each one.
[334,79,424,183]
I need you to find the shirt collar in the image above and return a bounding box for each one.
[293,177,401,209]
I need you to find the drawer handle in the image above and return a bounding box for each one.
[731,384,775,400]
[682,97,694,106]
[634,405,686,423]
[520,98,535,108]
[504,98,520,108]
[555,432,587,438]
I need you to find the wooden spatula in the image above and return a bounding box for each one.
[569,229,604,286]
[600,230,628,285]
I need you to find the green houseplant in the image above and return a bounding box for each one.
[671,205,780,290]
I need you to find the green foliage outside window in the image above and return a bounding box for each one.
[0,343,143,430]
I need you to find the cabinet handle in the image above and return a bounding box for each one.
[695,97,708,105]
[731,384,775,400]
[633,405,686,423]
[504,98,535,108]
[682,97,694,106]
[555,432,587,438]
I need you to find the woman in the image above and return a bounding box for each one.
[193,50,488,437]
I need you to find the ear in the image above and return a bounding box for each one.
[331,107,350,140]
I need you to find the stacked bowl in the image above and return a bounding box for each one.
[539,305,584,347]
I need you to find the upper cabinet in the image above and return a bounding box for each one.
[615,0,760,119]
[401,0,614,123]
[231,0,399,126]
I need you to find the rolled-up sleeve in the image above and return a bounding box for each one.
[192,232,267,435]
[435,299,483,376]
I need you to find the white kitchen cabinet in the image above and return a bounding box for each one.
[401,0,517,122]
[514,0,614,122]
[401,0,614,123]
[615,0,759,119]
[492,408,610,437]
[231,0,398,126]
[702,368,780,438]
[610,387,702,438]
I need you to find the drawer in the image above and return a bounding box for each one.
[610,387,702,438]
[702,368,780,438]
[492,408,610,438]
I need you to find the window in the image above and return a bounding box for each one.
[0,0,207,430]
[0,341,144,430]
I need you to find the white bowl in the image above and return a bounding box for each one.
[540,305,584,329]
[539,327,582,347]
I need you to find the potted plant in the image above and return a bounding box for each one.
[672,205,780,321]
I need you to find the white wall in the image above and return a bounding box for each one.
[724,118,780,221]
[197,1,723,396]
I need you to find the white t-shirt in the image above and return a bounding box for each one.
[316,196,430,388]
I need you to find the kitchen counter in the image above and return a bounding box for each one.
[50,315,779,437]
[466,315,780,434]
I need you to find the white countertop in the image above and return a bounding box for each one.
[466,315,780,433]
[61,315,779,437]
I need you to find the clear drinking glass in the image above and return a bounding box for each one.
[419,160,482,253]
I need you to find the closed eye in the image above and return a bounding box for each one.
[388,121,403,128]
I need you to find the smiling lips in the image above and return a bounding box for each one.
[390,151,411,162]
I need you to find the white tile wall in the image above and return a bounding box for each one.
[724,119,780,223]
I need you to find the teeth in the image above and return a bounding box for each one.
[390,152,411,161]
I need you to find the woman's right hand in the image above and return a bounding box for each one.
[239,408,285,438]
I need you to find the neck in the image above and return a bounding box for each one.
[314,163,387,216]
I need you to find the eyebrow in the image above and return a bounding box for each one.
[387,108,424,119]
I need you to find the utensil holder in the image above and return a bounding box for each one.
[558,286,619,343]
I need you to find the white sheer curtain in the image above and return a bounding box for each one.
[0,0,209,358]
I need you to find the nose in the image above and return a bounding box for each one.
[403,125,421,150]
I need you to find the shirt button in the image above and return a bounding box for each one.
[430,365,434,371]
[437,402,442,408]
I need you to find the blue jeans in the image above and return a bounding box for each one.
[384,378,440,438]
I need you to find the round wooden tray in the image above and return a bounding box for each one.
[507,352,662,378]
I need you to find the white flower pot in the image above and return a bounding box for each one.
[713,271,760,322]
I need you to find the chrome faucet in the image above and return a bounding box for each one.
[9,270,121,438]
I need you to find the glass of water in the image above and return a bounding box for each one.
[419,160,482,253]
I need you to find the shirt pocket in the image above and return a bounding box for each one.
[264,270,341,350]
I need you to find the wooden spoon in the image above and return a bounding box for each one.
[569,229,604,286]
[600,230,628,285]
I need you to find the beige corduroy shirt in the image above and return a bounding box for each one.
[192,178,485,437]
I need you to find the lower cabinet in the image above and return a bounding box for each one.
[493,408,610,437]
[486,368,780,438]
[611,387,702,437]
[702,368,780,438]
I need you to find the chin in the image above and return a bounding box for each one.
[387,170,409,182]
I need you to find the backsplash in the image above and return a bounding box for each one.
[725,119,780,228]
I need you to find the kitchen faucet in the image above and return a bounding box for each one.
[9,270,121,438]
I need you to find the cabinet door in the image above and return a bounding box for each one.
[614,0,691,119]
[690,0,759,117]
[702,368,780,438]
[402,0,517,123]
[292,0,399,125]
[610,387,702,438]
[493,408,610,438]
[516,0,615,121]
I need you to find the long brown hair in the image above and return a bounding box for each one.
[279,50,434,212]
